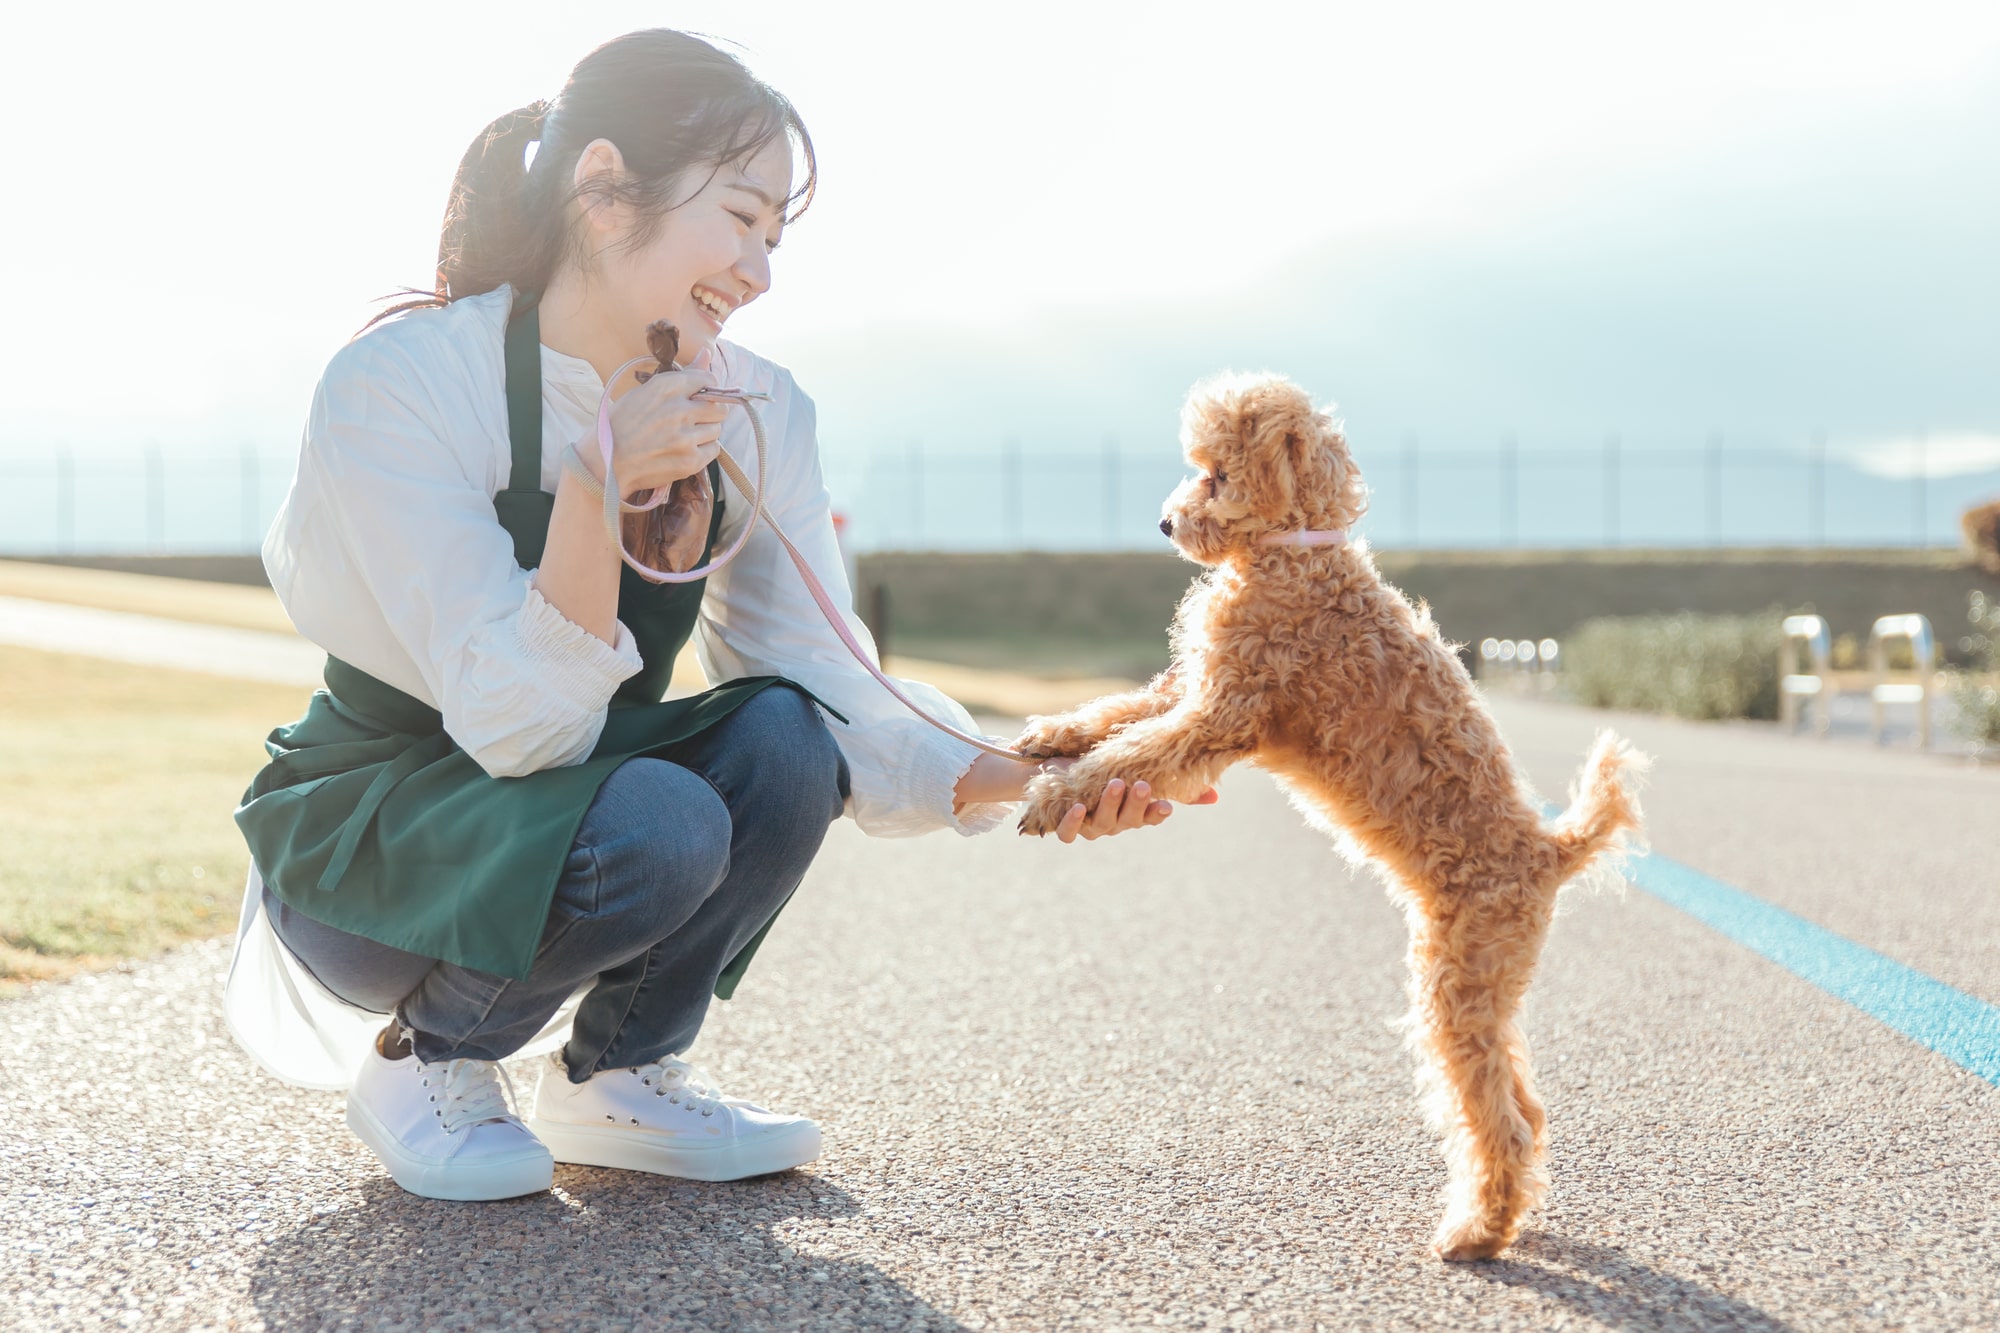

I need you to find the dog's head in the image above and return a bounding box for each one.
[1159,372,1367,565]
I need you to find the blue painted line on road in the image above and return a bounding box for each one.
[1621,847,2000,1086]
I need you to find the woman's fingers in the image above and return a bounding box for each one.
[638,367,718,400]
[1079,779,1167,840]
[1046,775,1199,843]
[1084,779,1129,838]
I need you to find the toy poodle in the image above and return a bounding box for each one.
[1015,372,1647,1260]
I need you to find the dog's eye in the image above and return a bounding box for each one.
[1210,470,1227,487]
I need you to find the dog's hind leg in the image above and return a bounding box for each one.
[1401,884,1556,1261]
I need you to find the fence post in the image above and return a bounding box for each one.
[56,446,75,554]
[1402,435,1418,546]
[1706,430,1722,546]
[240,443,260,550]
[1808,431,1825,546]
[1103,435,1119,547]
[1002,436,1022,547]
[867,584,892,665]
[1500,434,1517,546]
[1913,431,1927,548]
[145,442,165,552]
[908,439,923,548]
[1604,432,1619,547]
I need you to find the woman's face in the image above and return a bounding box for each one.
[585,135,794,366]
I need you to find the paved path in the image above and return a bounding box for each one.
[0,596,326,686]
[0,586,1131,717]
[3,692,1996,1330]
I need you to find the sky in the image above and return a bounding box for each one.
[2,0,1997,483]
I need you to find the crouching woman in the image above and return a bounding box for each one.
[222,29,1193,1202]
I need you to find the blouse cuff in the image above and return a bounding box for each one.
[514,582,643,710]
[910,731,1015,837]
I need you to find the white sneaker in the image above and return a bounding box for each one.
[345,1044,554,1201]
[528,1053,822,1182]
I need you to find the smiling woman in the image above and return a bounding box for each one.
[377,31,815,329]
[221,27,1203,1211]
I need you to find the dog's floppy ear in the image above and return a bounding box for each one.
[1236,378,1322,520]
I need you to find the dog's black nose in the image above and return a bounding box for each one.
[1159,517,1174,537]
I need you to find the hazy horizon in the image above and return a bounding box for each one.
[2,1,1995,493]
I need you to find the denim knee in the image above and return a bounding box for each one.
[562,758,733,938]
[729,687,849,817]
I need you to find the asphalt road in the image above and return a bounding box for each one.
[3,696,1996,1331]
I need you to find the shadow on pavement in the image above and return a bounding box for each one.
[1469,1232,1799,1333]
[249,1167,964,1331]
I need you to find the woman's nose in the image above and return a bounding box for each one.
[736,246,772,299]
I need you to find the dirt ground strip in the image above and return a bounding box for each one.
[3,700,1996,1330]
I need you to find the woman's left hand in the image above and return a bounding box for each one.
[1049,774,1168,842]
[953,752,1217,840]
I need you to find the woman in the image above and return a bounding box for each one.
[223,29,1201,1203]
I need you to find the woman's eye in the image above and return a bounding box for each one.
[728,210,756,228]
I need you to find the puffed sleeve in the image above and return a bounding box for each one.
[693,369,1014,837]
[270,333,642,778]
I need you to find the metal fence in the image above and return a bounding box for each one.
[2,438,1995,555]
[820,436,1998,552]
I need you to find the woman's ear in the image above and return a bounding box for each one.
[572,138,629,238]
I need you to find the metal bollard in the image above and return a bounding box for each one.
[1778,615,1833,736]
[1478,637,1560,692]
[1868,614,1936,748]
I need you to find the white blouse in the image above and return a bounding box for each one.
[225,286,1009,1089]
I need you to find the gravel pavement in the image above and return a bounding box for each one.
[4,699,1997,1331]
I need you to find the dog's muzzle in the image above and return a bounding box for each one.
[1159,517,1174,537]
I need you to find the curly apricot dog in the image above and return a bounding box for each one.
[1015,371,1647,1261]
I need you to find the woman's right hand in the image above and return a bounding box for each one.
[597,366,729,495]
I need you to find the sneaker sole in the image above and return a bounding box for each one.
[526,1116,822,1182]
[345,1098,553,1202]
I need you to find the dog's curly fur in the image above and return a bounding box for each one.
[1014,371,1648,1261]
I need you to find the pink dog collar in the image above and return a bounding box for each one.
[1260,529,1349,548]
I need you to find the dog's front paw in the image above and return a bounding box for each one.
[1013,713,1100,759]
[1016,770,1092,836]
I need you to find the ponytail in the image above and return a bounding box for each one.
[367,30,814,331]
[436,101,551,302]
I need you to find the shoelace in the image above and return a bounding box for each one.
[630,1057,724,1117]
[419,1058,520,1134]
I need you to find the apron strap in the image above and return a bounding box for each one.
[502,297,543,496]
[497,295,557,569]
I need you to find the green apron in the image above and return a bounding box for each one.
[236,300,834,994]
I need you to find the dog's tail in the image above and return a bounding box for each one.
[1548,730,1648,885]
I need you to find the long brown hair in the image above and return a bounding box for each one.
[372,29,814,327]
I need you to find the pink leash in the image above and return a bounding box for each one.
[595,357,1031,762]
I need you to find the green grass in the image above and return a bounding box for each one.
[0,646,313,993]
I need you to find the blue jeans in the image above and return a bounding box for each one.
[267,687,848,1082]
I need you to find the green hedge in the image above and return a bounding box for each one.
[1564,612,1784,720]
[1951,590,2000,752]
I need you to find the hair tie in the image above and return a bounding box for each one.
[523,99,554,169]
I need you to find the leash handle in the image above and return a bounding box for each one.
[593,359,1030,763]
[595,356,763,580]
